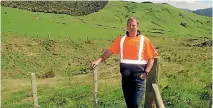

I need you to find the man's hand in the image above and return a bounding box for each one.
[90,50,112,69]
[90,58,102,69]
[140,73,148,80]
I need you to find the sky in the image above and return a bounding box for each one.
[125,0,212,10]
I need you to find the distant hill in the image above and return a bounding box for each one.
[182,7,212,17]
[193,7,212,17]
[182,8,194,12]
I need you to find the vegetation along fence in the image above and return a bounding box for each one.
[31,57,165,108]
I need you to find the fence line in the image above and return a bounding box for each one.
[31,57,164,108]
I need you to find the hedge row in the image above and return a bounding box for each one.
[1,1,108,16]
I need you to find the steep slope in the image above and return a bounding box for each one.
[1,1,212,38]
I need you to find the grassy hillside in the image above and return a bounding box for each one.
[1,1,212,108]
[2,1,212,39]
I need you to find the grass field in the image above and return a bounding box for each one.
[1,1,212,108]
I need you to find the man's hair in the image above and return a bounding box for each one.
[126,30,141,36]
[127,17,139,26]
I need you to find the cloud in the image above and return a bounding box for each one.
[167,1,212,10]
[131,0,212,10]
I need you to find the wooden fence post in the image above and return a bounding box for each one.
[31,73,39,108]
[152,84,165,108]
[93,67,98,108]
[144,57,160,108]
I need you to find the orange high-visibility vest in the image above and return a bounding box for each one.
[109,35,158,64]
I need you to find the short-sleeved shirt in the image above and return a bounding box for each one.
[109,35,158,61]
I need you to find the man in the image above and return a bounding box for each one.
[91,16,158,108]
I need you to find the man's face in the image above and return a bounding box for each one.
[127,20,138,33]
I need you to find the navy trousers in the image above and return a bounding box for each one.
[120,63,146,108]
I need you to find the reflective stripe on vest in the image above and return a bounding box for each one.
[120,35,147,64]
